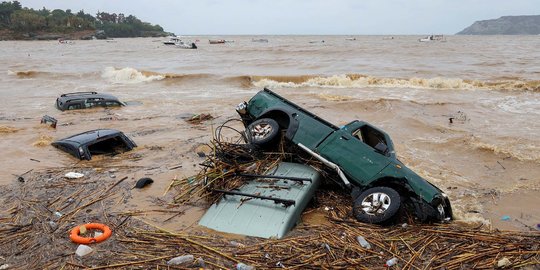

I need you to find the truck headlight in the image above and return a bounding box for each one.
[236,102,247,114]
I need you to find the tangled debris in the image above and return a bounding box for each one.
[1,168,539,269]
[0,120,539,269]
[169,120,334,205]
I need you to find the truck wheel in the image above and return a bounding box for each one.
[247,118,280,146]
[353,186,401,224]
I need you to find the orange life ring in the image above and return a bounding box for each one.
[70,223,112,244]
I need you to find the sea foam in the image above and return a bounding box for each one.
[252,74,540,92]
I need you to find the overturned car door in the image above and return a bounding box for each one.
[52,129,136,160]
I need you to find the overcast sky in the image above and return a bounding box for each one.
[19,0,540,35]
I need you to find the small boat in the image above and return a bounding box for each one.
[345,37,356,41]
[176,42,197,49]
[163,36,181,45]
[252,38,268,43]
[309,40,325,44]
[58,38,74,44]
[209,39,225,44]
[419,35,445,42]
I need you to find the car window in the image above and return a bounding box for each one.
[104,101,120,106]
[352,126,387,150]
[67,104,82,110]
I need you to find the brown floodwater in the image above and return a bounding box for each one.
[1,35,539,231]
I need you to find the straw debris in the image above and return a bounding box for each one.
[0,120,538,269]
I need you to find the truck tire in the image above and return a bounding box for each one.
[247,118,280,146]
[353,186,401,224]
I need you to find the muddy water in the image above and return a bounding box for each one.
[1,35,539,231]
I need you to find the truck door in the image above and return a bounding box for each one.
[316,125,391,185]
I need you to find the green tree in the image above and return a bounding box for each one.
[0,1,22,27]
[10,9,45,31]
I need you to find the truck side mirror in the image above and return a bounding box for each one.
[374,142,388,155]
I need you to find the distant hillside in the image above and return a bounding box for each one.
[457,15,540,35]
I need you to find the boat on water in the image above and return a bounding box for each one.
[252,38,268,43]
[176,42,197,49]
[419,35,446,42]
[345,37,356,41]
[209,39,225,44]
[163,36,182,45]
[58,38,74,44]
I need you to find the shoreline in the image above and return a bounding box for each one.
[0,29,168,41]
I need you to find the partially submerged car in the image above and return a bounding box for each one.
[52,129,136,160]
[236,88,452,224]
[55,91,125,111]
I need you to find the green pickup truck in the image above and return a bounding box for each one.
[236,88,452,224]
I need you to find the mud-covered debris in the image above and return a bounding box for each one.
[186,113,214,124]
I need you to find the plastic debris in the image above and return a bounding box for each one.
[48,221,58,231]
[322,243,331,252]
[0,264,9,270]
[64,172,84,179]
[357,235,371,249]
[135,177,153,189]
[196,257,205,267]
[501,215,511,221]
[497,257,511,268]
[236,262,255,270]
[54,211,63,217]
[167,255,194,265]
[230,241,246,248]
[75,244,93,257]
[79,225,87,235]
[385,257,398,267]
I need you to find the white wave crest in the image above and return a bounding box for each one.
[252,74,477,90]
[102,67,164,84]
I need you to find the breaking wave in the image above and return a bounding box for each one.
[250,74,540,92]
[101,67,216,84]
[102,67,165,84]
